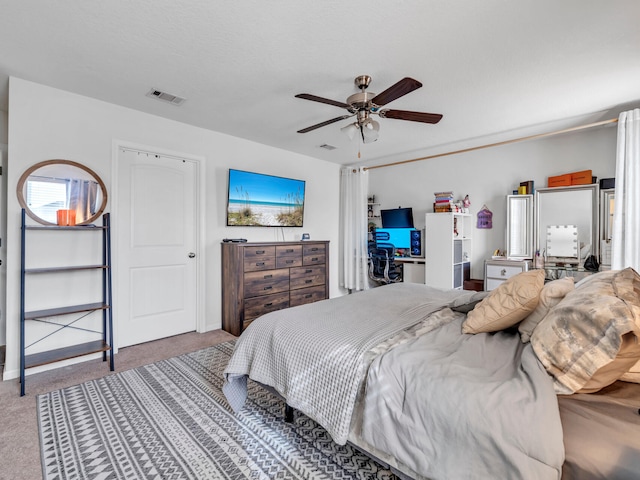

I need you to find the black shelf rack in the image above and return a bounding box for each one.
[19,209,114,396]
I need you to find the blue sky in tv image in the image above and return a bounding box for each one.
[228,169,305,206]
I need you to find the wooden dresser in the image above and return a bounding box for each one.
[221,241,329,335]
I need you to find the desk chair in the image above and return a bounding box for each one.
[368,242,402,284]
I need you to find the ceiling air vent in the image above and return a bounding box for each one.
[319,144,337,151]
[146,88,186,106]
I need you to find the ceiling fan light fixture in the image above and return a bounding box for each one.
[362,126,379,143]
[341,123,359,140]
[361,118,380,143]
[364,119,380,132]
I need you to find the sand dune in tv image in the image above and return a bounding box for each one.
[227,170,305,227]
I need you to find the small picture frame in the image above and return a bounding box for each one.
[301,233,310,241]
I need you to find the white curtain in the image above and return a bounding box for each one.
[612,108,640,271]
[339,167,370,291]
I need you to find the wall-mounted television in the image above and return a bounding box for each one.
[226,169,306,227]
[380,207,414,228]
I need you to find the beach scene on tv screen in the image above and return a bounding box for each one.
[227,170,305,227]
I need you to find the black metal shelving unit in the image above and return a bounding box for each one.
[19,209,114,396]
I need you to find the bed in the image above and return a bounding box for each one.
[223,267,640,479]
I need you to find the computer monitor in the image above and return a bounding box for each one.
[374,228,413,250]
[380,207,414,228]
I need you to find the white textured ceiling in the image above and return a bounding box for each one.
[1,1,639,166]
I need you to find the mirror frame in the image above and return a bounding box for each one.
[599,188,615,266]
[506,194,534,259]
[17,159,108,226]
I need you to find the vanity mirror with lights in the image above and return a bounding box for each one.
[17,159,113,396]
[499,183,605,285]
[16,159,107,226]
[535,184,599,268]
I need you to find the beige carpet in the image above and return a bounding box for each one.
[0,329,234,480]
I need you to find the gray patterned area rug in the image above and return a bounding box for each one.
[37,341,397,480]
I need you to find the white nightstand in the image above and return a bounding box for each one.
[484,259,532,291]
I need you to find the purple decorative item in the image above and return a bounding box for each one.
[477,205,493,229]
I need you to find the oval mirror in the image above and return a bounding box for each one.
[17,159,108,226]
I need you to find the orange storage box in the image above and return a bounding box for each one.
[547,174,572,187]
[570,169,593,185]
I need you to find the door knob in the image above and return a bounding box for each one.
[188,252,196,258]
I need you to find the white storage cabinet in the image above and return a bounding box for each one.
[425,213,471,289]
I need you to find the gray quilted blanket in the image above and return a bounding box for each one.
[362,314,564,479]
[223,283,474,444]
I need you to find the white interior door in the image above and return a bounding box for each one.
[117,148,198,347]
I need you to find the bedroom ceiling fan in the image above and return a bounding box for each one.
[295,75,443,143]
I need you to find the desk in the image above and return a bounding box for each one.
[395,257,426,284]
[542,265,597,282]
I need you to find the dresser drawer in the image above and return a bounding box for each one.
[244,246,276,260]
[276,245,303,268]
[485,263,526,280]
[244,256,277,272]
[244,291,290,323]
[243,246,276,271]
[486,278,506,291]
[290,285,326,307]
[303,244,326,265]
[244,269,290,298]
[290,265,326,290]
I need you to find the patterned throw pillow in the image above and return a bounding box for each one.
[531,268,640,394]
[519,277,575,343]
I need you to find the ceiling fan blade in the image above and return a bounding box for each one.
[379,109,443,124]
[297,115,353,133]
[371,77,422,106]
[295,93,353,110]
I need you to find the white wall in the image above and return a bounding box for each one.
[368,125,617,280]
[0,110,7,345]
[4,78,341,379]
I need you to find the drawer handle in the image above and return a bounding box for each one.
[265,302,273,307]
[264,286,273,291]
[256,262,265,267]
[256,250,265,254]
[305,279,313,284]
[305,294,312,299]
[500,269,507,276]
[311,247,319,251]
[264,274,273,279]
[286,260,294,264]
[312,257,319,262]
[306,269,313,273]
[286,249,294,253]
